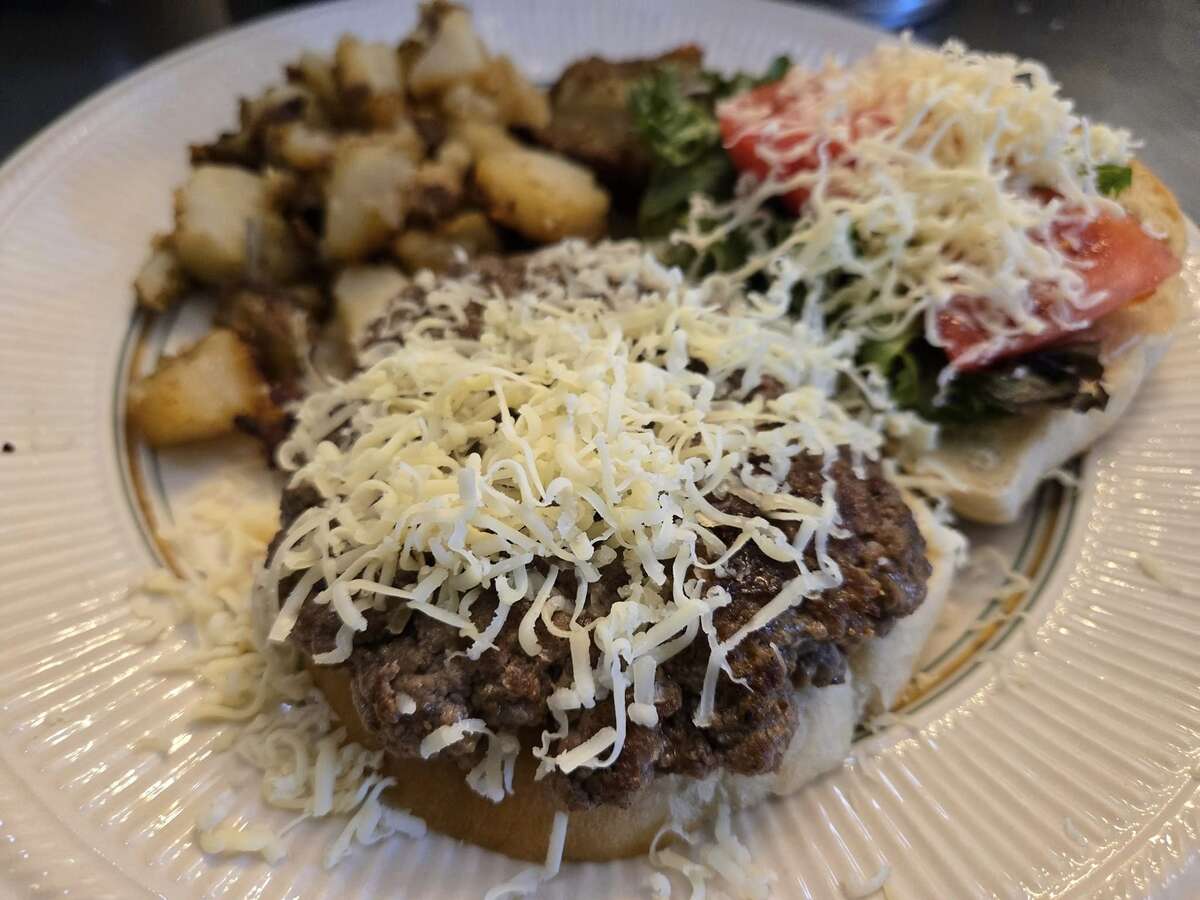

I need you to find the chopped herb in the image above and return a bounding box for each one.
[631,56,795,240]
[1096,164,1132,196]
[629,68,720,169]
[637,149,733,237]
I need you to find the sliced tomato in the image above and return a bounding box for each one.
[717,77,888,213]
[938,213,1180,370]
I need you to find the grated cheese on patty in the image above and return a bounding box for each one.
[263,240,895,783]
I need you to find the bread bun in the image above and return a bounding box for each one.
[308,496,960,863]
[921,160,1187,524]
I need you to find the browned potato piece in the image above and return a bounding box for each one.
[134,239,189,312]
[475,146,610,242]
[393,210,501,274]
[452,120,518,157]
[286,51,339,112]
[408,5,489,97]
[474,56,550,131]
[438,210,500,254]
[439,82,502,124]
[128,329,272,447]
[265,122,336,170]
[321,133,421,262]
[408,139,471,222]
[392,229,456,273]
[332,264,409,352]
[191,84,326,168]
[334,36,406,127]
[173,165,304,286]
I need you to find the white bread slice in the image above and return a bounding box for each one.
[308,495,960,862]
[920,160,1187,524]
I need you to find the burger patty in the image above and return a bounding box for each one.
[281,449,930,810]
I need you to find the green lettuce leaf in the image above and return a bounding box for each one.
[629,68,720,169]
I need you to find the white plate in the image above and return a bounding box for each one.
[1,1,1198,897]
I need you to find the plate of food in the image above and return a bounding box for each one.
[0,0,1197,897]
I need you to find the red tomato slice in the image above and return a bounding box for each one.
[938,213,1180,370]
[717,77,887,213]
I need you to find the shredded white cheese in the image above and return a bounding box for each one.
[482,811,569,899]
[129,480,428,869]
[1136,552,1197,597]
[842,863,892,899]
[265,240,889,781]
[688,37,1138,369]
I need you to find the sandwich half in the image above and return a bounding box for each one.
[923,161,1186,523]
[259,242,964,863]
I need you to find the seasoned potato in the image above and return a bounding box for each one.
[321,133,420,262]
[134,239,189,312]
[439,82,502,124]
[438,210,500,254]
[173,165,305,286]
[474,56,550,131]
[451,120,518,158]
[409,6,489,97]
[191,84,325,167]
[334,36,405,127]
[333,264,409,350]
[217,287,317,389]
[475,146,610,242]
[265,122,336,170]
[286,51,339,112]
[392,229,456,273]
[246,84,325,129]
[393,211,501,274]
[408,138,471,222]
[128,329,272,447]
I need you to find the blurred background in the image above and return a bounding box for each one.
[1,0,1196,214]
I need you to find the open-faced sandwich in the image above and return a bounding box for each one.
[601,40,1185,523]
[260,241,961,867]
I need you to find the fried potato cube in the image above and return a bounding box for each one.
[439,82,502,124]
[321,134,419,262]
[452,120,518,157]
[286,51,339,111]
[265,122,336,170]
[393,211,501,274]
[173,165,303,285]
[332,264,409,350]
[475,146,610,242]
[392,229,456,273]
[409,6,489,97]
[438,210,500,254]
[134,239,189,312]
[408,139,472,222]
[334,36,405,127]
[128,329,271,447]
[474,56,550,131]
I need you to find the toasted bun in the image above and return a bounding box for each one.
[308,497,959,863]
[923,160,1187,524]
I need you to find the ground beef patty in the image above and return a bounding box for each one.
[281,449,930,810]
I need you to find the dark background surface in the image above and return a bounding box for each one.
[1,0,1196,214]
